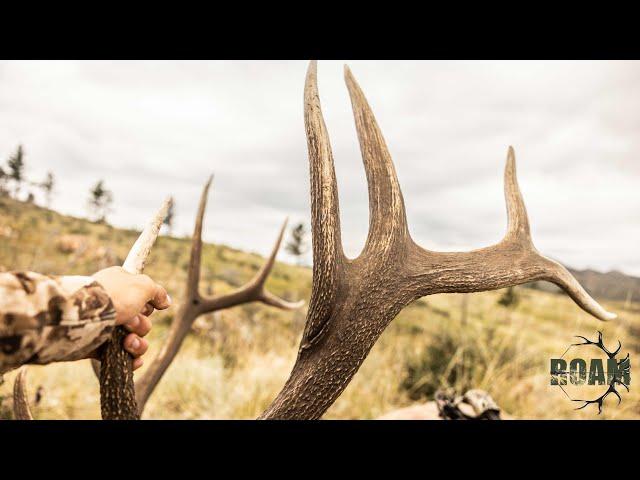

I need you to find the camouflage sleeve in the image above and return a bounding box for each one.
[0,271,116,374]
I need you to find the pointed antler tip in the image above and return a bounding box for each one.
[291,299,306,309]
[201,175,214,198]
[506,146,516,167]
[307,60,317,73]
[343,65,359,91]
[305,62,319,97]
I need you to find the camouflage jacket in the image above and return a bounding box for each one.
[0,271,116,375]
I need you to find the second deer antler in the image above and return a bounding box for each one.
[133,176,303,414]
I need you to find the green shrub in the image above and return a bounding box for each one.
[400,321,518,401]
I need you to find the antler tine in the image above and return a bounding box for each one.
[198,218,304,312]
[344,65,409,256]
[245,217,305,310]
[503,148,614,320]
[406,146,615,322]
[304,60,345,272]
[13,368,34,420]
[122,196,173,274]
[503,146,531,243]
[501,147,615,320]
[186,175,214,300]
[537,257,617,321]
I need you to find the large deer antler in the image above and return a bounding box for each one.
[259,61,615,420]
[133,176,303,414]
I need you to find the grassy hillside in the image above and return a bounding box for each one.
[0,196,638,419]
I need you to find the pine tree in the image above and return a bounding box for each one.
[0,166,7,196]
[7,145,25,199]
[285,222,309,265]
[87,180,113,223]
[497,286,519,308]
[40,172,55,208]
[163,198,175,235]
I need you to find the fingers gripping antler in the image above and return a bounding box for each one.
[134,178,302,413]
[99,196,172,420]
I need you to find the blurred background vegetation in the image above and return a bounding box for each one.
[0,192,638,419]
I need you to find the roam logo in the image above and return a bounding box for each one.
[550,331,631,414]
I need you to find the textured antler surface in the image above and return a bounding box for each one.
[259,61,615,420]
[12,368,34,420]
[134,177,303,414]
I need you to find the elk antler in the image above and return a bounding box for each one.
[133,176,303,414]
[12,368,34,420]
[259,61,615,420]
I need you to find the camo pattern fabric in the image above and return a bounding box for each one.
[0,271,116,374]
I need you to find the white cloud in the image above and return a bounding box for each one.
[0,60,637,275]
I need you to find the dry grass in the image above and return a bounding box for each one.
[0,196,637,419]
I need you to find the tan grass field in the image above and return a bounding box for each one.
[1,196,637,419]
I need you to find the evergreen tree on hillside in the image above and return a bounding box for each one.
[163,197,175,235]
[285,222,309,265]
[7,145,25,199]
[497,286,519,308]
[0,166,7,196]
[87,180,113,223]
[40,172,55,208]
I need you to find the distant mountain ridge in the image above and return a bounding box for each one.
[529,268,640,303]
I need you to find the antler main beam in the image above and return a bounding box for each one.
[259,61,615,420]
[134,177,303,414]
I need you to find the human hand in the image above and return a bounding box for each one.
[92,266,171,369]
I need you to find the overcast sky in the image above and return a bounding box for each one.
[0,60,638,275]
